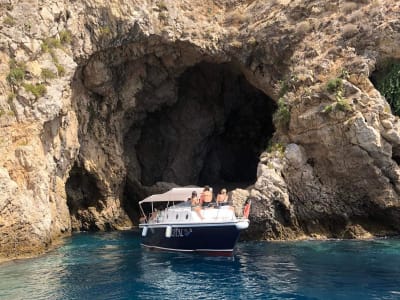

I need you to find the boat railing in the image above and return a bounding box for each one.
[145,205,239,224]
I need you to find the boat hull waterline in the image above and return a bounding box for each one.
[140,221,249,255]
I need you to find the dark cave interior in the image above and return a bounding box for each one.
[66,59,277,228]
[133,62,277,187]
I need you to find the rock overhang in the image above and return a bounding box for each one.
[68,34,278,230]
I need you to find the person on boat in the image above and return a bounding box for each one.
[190,191,199,207]
[191,190,204,220]
[216,188,228,206]
[200,186,215,208]
[150,208,158,220]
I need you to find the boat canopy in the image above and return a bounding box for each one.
[139,187,207,204]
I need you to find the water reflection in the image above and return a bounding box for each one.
[235,242,303,299]
[137,249,241,299]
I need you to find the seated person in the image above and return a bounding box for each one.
[190,191,199,207]
[190,191,203,219]
[150,208,158,220]
[216,188,228,206]
[200,186,215,208]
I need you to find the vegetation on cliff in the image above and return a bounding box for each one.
[375,61,400,115]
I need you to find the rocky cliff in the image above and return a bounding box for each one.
[1,0,400,260]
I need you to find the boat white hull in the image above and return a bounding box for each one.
[139,220,249,255]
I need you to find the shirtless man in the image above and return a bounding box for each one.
[216,188,228,205]
[200,186,214,208]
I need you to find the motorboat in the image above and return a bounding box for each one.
[138,187,251,255]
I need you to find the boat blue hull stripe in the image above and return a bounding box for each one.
[140,225,241,251]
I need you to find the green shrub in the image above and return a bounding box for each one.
[55,63,65,76]
[375,62,400,115]
[278,80,289,98]
[41,68,57,80]
[41,43,49,53]
[49,49,58,63]
[336,99,351,112]
[99,26,111,37]
[7,67,25,85]
[0,108,14,118]
[45,49,66,77]
[41,37,61,52]
[7,93,15,104]
[273,98,290,130]
[3,16,15,26]
[277,75,298,98]
[326,78,343,93]
[59,30,72,44]
[41,30,71,52]
[323,104,333,113]
[23,83,46,99]
[267,142,285,154]
[323,100,351,114]
[6,61,25,86]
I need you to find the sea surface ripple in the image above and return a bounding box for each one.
[0,231,400,299]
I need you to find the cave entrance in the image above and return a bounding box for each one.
[134,62,276,189]
[65,163,104,231]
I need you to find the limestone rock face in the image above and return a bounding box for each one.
[1,0,400,260]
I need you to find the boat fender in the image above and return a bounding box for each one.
[243,198,252,219]
[236,220,249,230]
[142,227,148,237]
[165,226,172,238]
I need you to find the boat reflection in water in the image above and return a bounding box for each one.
[139,187,251,255]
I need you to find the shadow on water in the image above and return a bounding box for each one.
[1,232,400,299]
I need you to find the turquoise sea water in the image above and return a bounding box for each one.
[0,231,400,300]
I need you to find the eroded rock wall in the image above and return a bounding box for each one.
[1,0,400,260]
